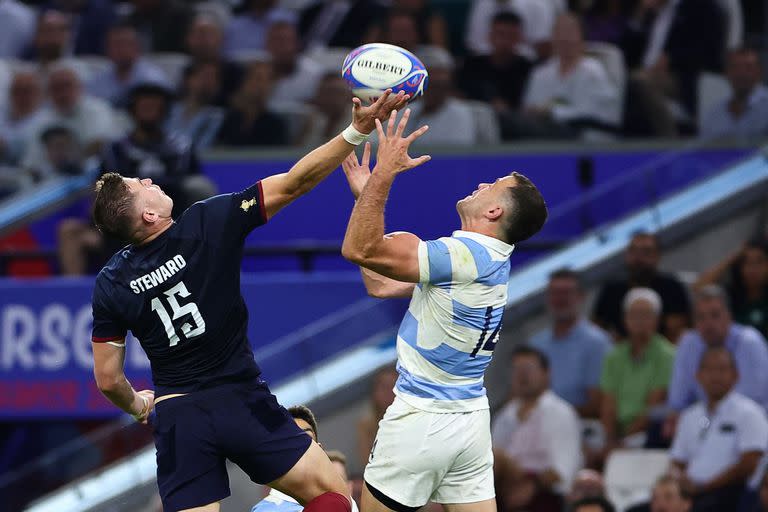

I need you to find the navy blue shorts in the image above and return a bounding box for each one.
[152,379,312,511]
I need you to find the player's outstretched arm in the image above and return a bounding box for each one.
[342,143,415,298]
[341,109,430,282]
[260,90,409,220]
[92,342,154,423]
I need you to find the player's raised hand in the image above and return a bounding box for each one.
[342,142,371,200]
[374,108,431,175]
[131,389,155,424]
[351,89,410,134]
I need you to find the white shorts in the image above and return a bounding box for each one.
[363,396,495,507]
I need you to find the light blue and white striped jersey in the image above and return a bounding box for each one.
[395,230,513,412]
[251,489,303,512]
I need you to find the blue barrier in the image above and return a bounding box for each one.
[0,273,368,418]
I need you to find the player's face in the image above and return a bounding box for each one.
[125,177,173,221]
[651,482,690,512]
[457,175,516,216]
[293,418,317,443]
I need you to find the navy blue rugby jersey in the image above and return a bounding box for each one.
[91,182,268,396]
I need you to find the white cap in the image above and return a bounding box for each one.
[623,287,662,315]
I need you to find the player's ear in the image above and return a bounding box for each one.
[142,208,158,224]
[484,204,504,222]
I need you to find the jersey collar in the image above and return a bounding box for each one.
[452,230,515,257]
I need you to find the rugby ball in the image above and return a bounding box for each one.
[341,43,428,103]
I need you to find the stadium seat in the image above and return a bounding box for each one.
[465,100,500,145]
[697,72,730,132]
[194,1,233,27]
[605,449,670,511]
[71,56,111,82]
[581,418,606,452]
[146,53,190,89]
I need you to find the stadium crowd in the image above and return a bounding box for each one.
[0,1,767,511]
[0,0,765,201]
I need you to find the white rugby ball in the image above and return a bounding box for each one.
[341,43,428,103]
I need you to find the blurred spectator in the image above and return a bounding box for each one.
[102,83,214,217]
[406,48,478,146]
[667,285,768,413]
[670,347,768,512]
[225,0,296,57]
[23,63,116,173]
[569,497,616,512]
[299,0,384,50]
[529,269,611,417]
[516,14,619,140]
[266,22,323,108]
[458,12,532,115]
[622,0,726,137]
[699,48,768,141]
[696,240,768,339]
[628,475,692,512]
[185,14,244,107]
[167,62,224,151]
[303,72,353,147]
[356,366,397,467]
[23,10,73,72]
[87,22,169,107]
[45,0,116,56]
[0,69,44,165]
[493,347,582,512]
[567,470,606,506]
[35,125,85,180]
[216,60,289,146]
[600,288,675,450]
[465,0,565,59]
[367,0,449,50]
[127,0,192,53]
[593,232,691,342]
[0,0,36,58]
[377,10,424,54]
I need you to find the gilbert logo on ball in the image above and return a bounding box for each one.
[342,43,429,103]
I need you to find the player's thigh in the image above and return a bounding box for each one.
[431,409,494,507]
[269,440,349,504]
[442,499,497,512]
[364,398,455,509]
[179,502,221,512]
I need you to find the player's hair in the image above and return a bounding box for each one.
[654,475,692,501]
[511,346,549,371]
[548,268,582,289]
[569,496,616,512]
[93,172,138,243]
[288,405,319,440]
[502,172,547,244]
[325,449,347,468]
[492,11,522,27]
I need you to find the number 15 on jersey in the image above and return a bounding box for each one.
[151,282,206,346]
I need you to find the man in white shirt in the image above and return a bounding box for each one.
[670,346,768,512]
[699,48,768,141]
[492,346,583,512]
[517,13,619,139]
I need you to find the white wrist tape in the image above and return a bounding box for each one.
[342,124,369,145]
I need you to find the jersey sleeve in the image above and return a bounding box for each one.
[417,237,477,286]
[198,181,268,240]
[91,276,127,343]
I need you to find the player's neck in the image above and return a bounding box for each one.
[459,220,500,241]
[135,219,174,246]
